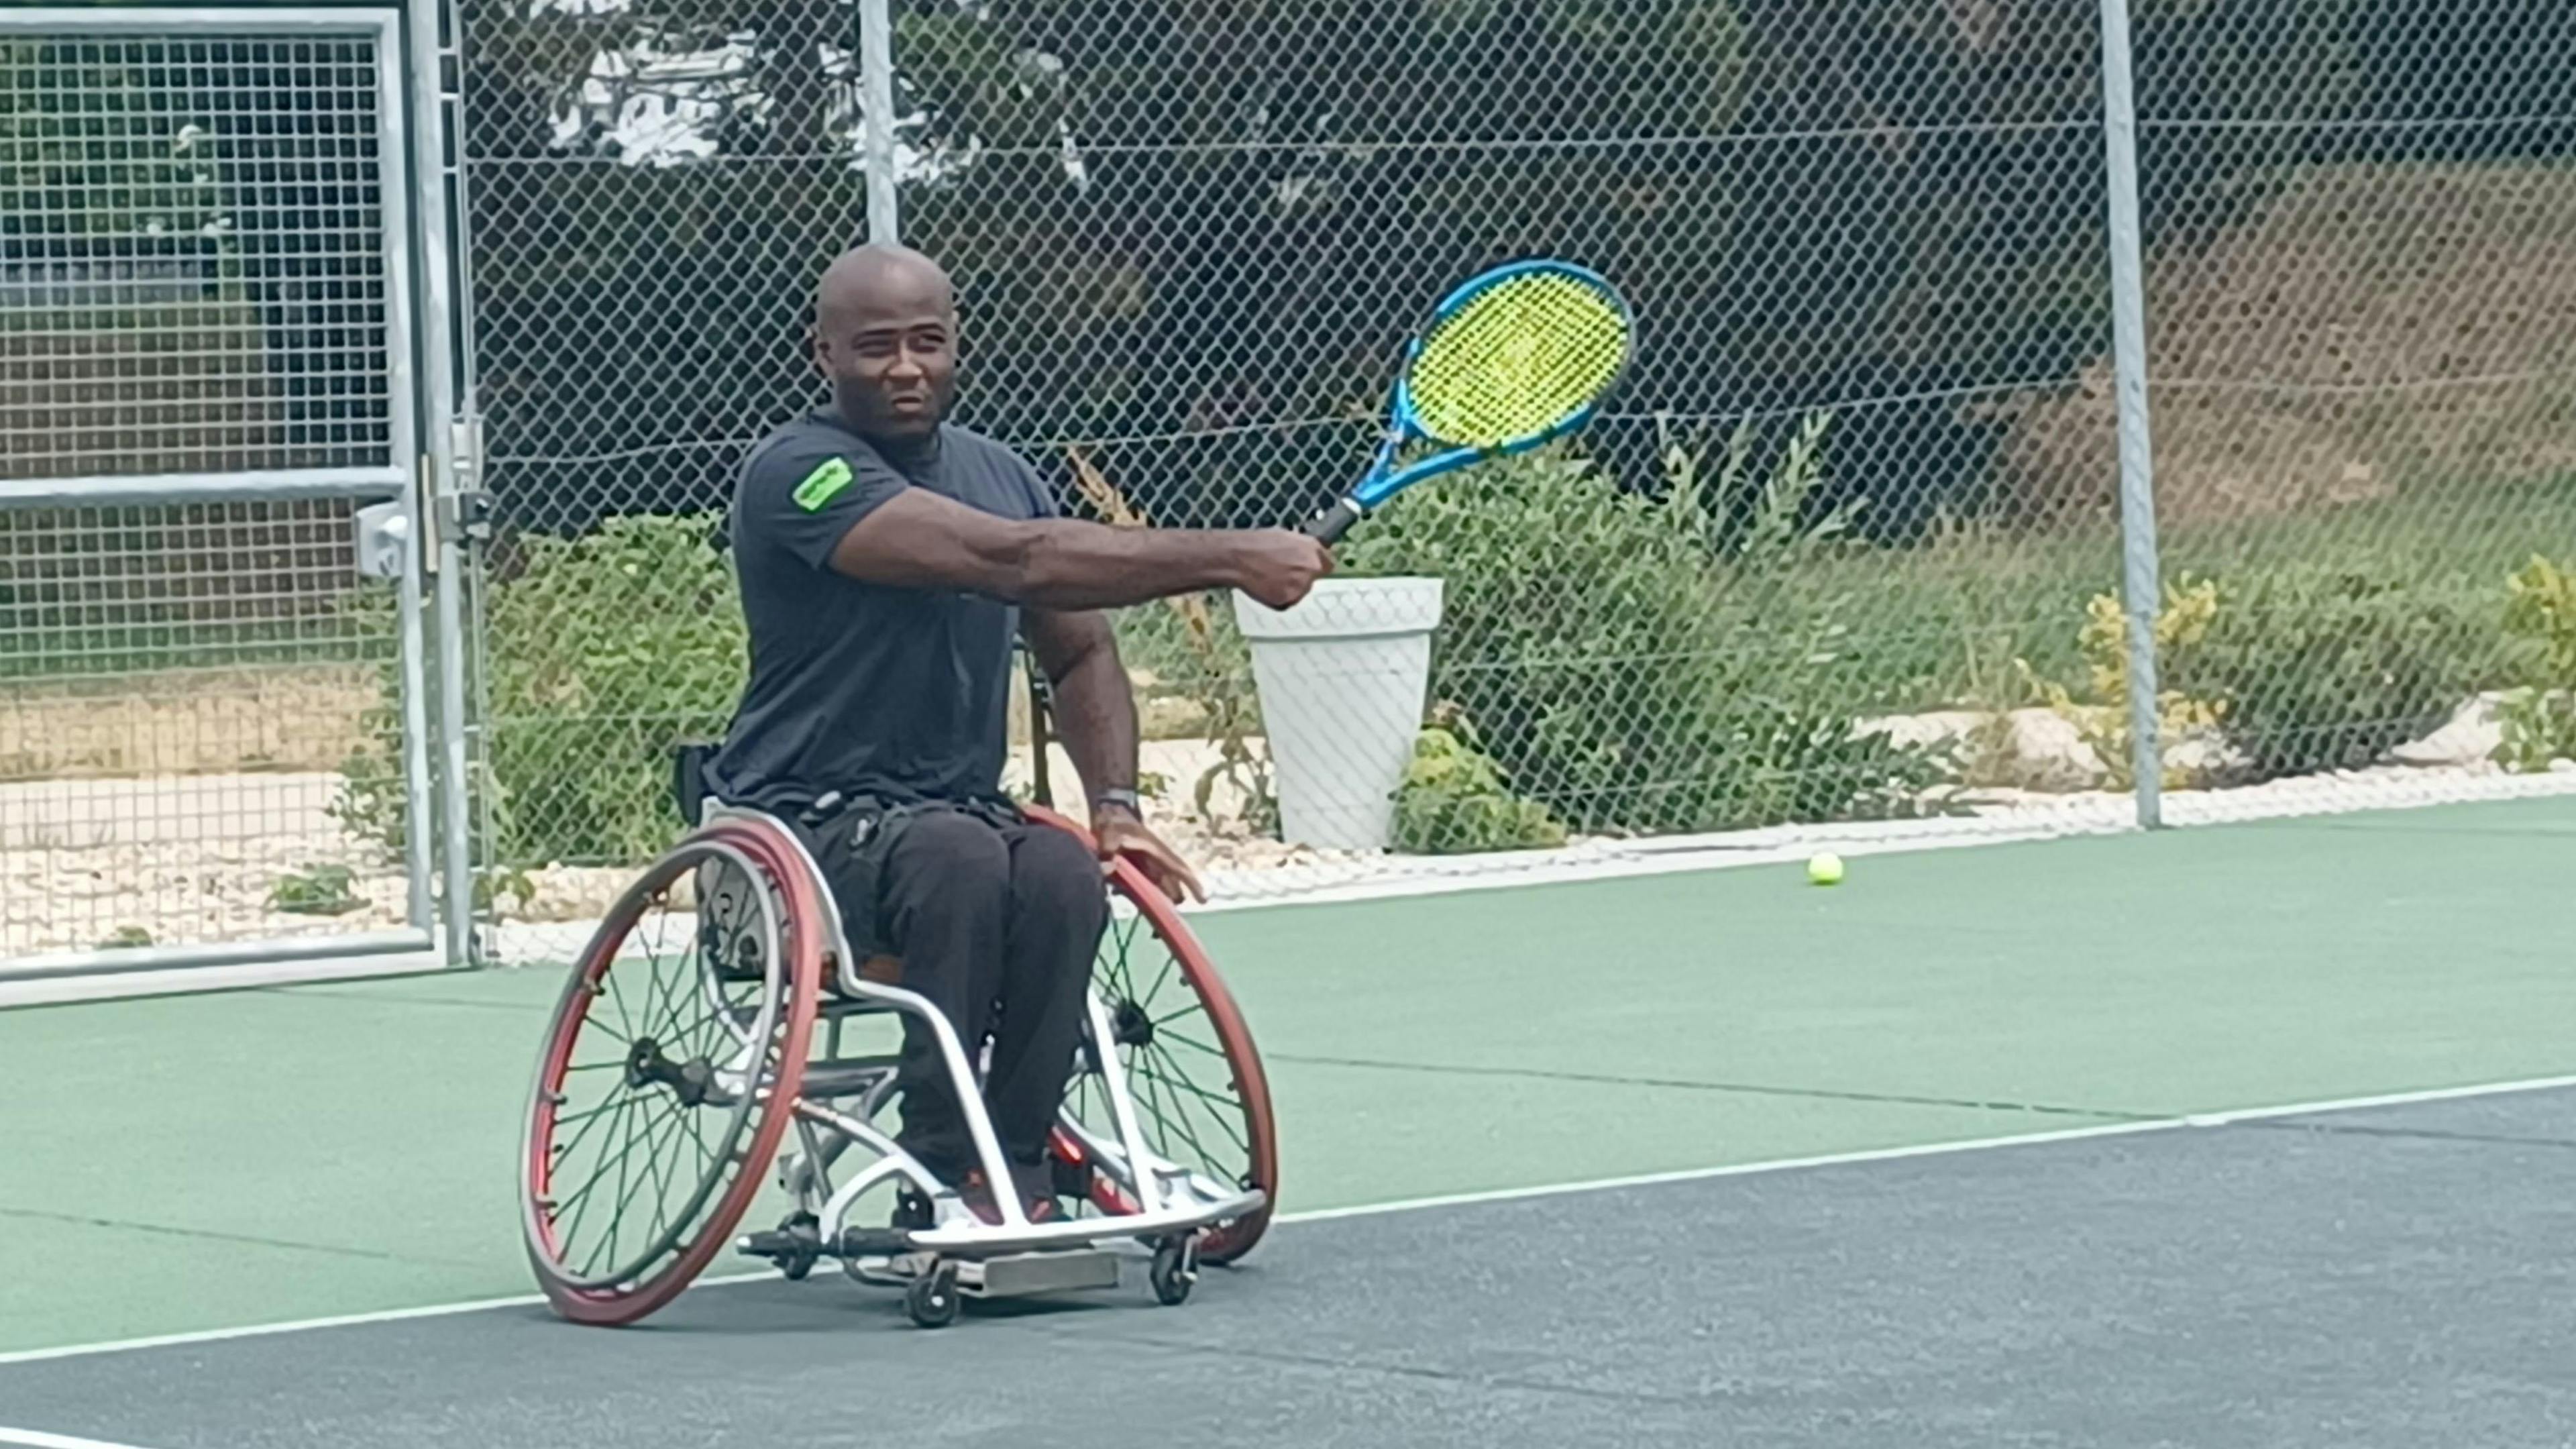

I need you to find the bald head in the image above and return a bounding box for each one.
[813,244,959,441]
[816,244,955,332]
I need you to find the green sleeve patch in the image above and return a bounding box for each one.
[792,455,855,512]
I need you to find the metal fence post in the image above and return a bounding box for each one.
[410,0,478,963]
[438,0,496,966]
[860,0,900,244]
[2097,0,2165,830]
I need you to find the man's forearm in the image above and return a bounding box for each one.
[1046,627,1140,811]
[1013,522,1252,611]
[827,488,1323,612]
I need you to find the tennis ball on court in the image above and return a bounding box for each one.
[1807,852,1845,886]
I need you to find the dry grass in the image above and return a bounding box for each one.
[0,664,377,782]
[1,296,358,636]
[1988,160,2576,524]
[0,295,321,480]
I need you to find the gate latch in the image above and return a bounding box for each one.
[352,501,411,580]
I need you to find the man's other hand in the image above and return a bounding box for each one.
[1233,531,1335,612]
[1093,810,1205,905]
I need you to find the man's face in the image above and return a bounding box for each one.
[815,274,958,440]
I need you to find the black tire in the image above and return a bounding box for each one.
[1148,1237,1197,1307]
[906,1263,963,1328]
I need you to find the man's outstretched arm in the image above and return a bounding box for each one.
[827,488,1328,612]
[1022,605,1203,902]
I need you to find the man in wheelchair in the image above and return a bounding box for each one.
[704,243,1330,1226]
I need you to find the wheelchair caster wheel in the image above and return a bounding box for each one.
[906,1263,962,1328]
[1149,1238,1197,1307]
[777,1213,820,1281]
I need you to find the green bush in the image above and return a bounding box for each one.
[1391,714,1569,855]
[2188,560,2499,781]
[2019,574,2232,790]
[1340,425,1952,837]
[268,864,364,917]
[335,514,745,869]
[2495,554,2576,771]
[2013,558,2502,786]
[328,582,412,858]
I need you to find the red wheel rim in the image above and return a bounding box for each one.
[1108,855,1278,1263]
[521,819,822,1325]
[1029,806,1279,1265]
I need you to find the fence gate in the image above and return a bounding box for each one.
[1,7,462,989]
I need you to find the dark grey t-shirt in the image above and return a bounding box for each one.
[706,411,1059,811]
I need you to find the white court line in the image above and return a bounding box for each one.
[0,1428,164,1449]
[0,1070,2567,1373]
[1285,1070,2576,1224]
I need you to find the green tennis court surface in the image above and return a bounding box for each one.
[3,796,2569,1357]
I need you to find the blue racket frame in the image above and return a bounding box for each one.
[1304,258,1634,544]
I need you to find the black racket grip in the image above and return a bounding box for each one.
[1302,498,1362,546]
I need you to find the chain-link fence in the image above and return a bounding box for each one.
[441,0,2576,939]
[926,1,2136,887]
[2,17,437,972]
[450,0,883,930]
[2124,1,2576,829]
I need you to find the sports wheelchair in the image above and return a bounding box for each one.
[518,739,1278,1330]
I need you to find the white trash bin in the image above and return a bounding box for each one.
[1231,576,1446,853]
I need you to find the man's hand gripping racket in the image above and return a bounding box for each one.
[1301,260,1636,546]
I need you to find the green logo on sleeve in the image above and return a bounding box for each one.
[792,456,855,512]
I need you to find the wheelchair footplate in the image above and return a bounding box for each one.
[737,1183,1262,1328]
[847,1244,1124,1300]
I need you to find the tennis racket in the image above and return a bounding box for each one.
[1303,259,1635,545]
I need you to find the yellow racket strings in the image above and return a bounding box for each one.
[1405,270,1631,449]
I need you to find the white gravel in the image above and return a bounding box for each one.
[9,718,2575,963]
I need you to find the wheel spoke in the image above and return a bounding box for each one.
[1139,941,1178,1014]
[557,1089,641,1257]
[634,1102,693,1258]
[548,1089,634,1167]
[1051,873,1271,1260]
[1140,1043,1250,1158]
[1153,1025,1227,1059]
[584,1096,688,1278]
[602,949,639,1038]
[1132,1053,1226,1169]
[521,833,849,1315]
[1098,922,1138,1003]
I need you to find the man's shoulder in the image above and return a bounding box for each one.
[741,411,862,484]
[937,423,1029,470]
[936,425,1055,516]
[734,413,903,530]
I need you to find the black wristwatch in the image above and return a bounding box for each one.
[1091,788,1144,820]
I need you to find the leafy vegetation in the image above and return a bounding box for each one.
[267,864,364,917]
[317,453,2576,872]
[1391,711,1569,855]
[1340,422,1956,838]
[2019,576,2230,791]
[335,515,745,869]
[2495,555,2576,772]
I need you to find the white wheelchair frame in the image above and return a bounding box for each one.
[700,802,1267,1322]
